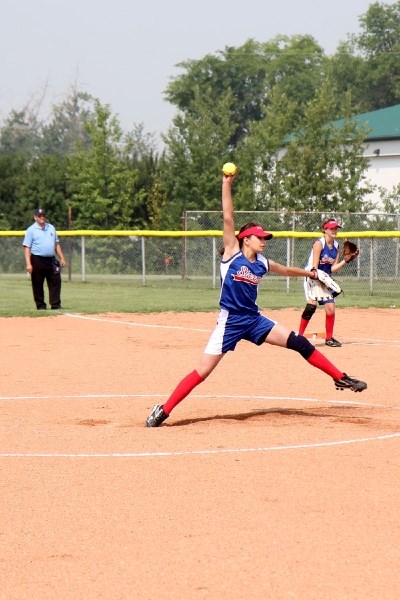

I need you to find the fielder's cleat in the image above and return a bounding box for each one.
[334,374,367,393]
[146,404,169,428]
[325,337,342,347]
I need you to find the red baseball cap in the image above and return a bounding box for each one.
[237,225,273,239]
[323,220,341,230]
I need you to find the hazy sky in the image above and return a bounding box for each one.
[1,0,396,148]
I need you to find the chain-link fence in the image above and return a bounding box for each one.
[184,210,400,232]
[1,211,399,300]
[184,211,400,298]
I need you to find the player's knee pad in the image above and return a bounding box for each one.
[301,303,317,321]
[286,331,315,359]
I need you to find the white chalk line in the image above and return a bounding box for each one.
[1,392,399,457]
[1,392,399,410]
[63,313,400,345]
[64,313,210,332]
[2,314,395,457]
[1,433,400,458]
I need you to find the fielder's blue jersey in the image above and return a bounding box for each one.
[219,251,270,315]
[304,237,339,275]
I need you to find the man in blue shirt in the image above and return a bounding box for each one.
[23,208,66,310]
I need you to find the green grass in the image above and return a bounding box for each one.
[0,278,221,316]
[0,275,398,317]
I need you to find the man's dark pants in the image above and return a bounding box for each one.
[30,255,62,309]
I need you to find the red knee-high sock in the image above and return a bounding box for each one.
[326,313,335,340]
[298,317,309,335]
[307,349,344,380]
[163,370,204,415]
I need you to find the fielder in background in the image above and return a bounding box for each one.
[23,208,66,310]
[146,168,367,427]
[298,220,359,347]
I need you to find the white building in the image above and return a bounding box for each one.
[336,104,400,209]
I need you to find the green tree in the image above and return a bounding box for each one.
[329,2,400,112]
[165,36,326,149]
[17,154,69,228]
[124,124,160,226]
[41,89,94,156]
[262,35,326,119]
[356,1,400,109]
[379,183,400,213]
[276,79,373,212]
[159,87,236,227]
[0,154,29,229]
[0,109,42,159]
[234,88,297,210]
[145,171,170,229]
[66,100,137,229]
[327,41,368,112]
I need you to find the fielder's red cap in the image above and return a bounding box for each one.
[323,220,341,230]
[237,225,273,240]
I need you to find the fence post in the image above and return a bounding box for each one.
[369,238,374,295]
[396,214,400,277]
[181,211,187,280]
[212,237,217,289]
[67,206,72,282]
[81,236,86,283]
[286,237,291,293]
[141,237,146,286]
[291,213,296,265]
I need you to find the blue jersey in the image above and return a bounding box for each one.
[305,237,339,275]
[23,222,59,257]
[204,251,275,354]
[219,251,270,314]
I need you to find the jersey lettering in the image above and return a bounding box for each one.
[232,265,261,285]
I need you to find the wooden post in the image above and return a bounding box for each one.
[68,206,72,282]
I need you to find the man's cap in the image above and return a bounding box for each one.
[237,225,273,240]
[323,219,341,230]
[34,208,47,216]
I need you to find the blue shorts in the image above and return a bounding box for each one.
[204,309,277,355]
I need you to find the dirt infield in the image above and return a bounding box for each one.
[1,308,400,600]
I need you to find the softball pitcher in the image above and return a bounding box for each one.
[146,171,367,427]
